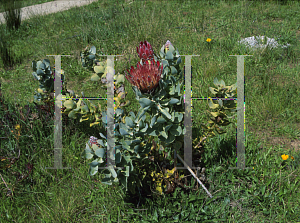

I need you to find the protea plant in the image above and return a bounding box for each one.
[126,59,163,95]
[137,40,155,63]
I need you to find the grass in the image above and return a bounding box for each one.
[0,0,300,221]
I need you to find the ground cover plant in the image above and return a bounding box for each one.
[0,0,300,222]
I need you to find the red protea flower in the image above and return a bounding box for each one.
[137,41,154,63]
[126,60,163,94]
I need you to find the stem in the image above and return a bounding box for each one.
[176,154,213,198]
[0,173,11,194]
[195,136,207,149]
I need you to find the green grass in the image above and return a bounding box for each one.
[0,0,300,221]
[0,0,55,13]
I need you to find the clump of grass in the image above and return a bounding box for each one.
[1,0,22,31]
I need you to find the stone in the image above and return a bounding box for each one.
[238,35,291,52]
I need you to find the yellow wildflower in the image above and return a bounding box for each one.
[281,154,289,160]
[15,124,21,131]
[206,38,212,43]
[165,167,176,179]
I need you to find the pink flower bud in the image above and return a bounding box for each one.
[164,40,173,52]
[89,136,98,147]
[137,41,154,63]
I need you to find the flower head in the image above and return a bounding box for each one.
[10,124,21,141]
[126,60,163,94]
[15,124,21,131]
[206,38,212,43]
[137,41,154,63]
[281,154,289,160]
[89,136,100,148]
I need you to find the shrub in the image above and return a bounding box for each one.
[0,25,15,69]
[1,0,22,31]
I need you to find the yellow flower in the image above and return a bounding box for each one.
[11,124,21,141]
[15,124,21,131]
[206,38,212,43]
[156,181,163,194]
[281,154,289,160]
[165,167,176,179]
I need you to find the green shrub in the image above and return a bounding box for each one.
[0,25,15,68]
[1,0,22,31]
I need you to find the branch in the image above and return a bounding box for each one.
[0,173,12,196]
[195,136,207,149]
[176,154,213,198]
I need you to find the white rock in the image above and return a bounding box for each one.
[238,36,290,51]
